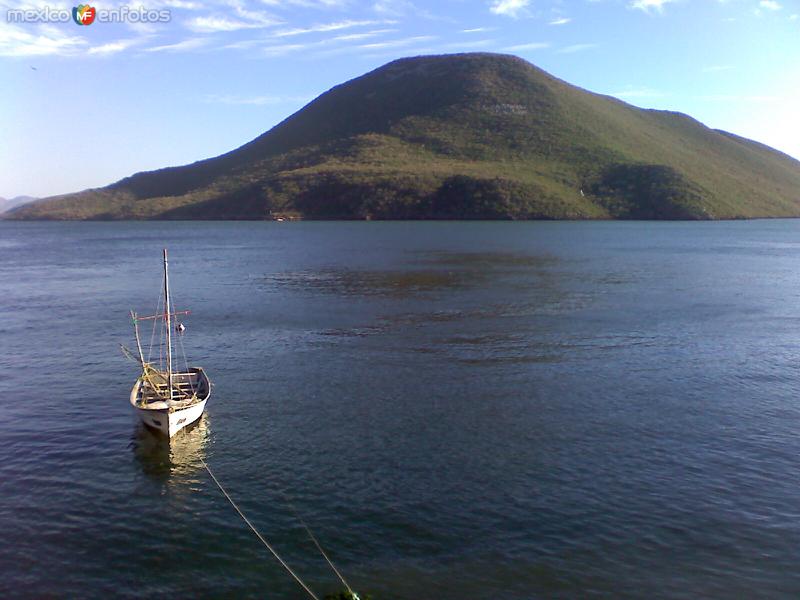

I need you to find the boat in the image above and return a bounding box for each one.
[123,249,211,437]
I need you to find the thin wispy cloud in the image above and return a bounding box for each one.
[462,27,491,33]
[359,35,435,49]
[489,0,530,18]
[144,37,208,52]
[262,42,311,56]
[332,29,397,41]
[89,39,143,55]
[273,19,389,37]
[248,28,412,56]
[127,22,160,35]
[0,23,86,57]
[233,28,408,57]
[231,2,278,22]
[440,39,495,50]
[259,0,349,7]
[372,0,416,17]
[549,17,571,25]
[558,43,598,53]
[503,42,550,51]
[186,16,269,32]
[186,1,279,33]
[759,0,781,10]
[702,65,734,73]
[222,38,262,50]
[163,0,204,9]
[630,0,675,13]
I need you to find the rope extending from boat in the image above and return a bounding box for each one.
[279,489,358,599]
[199,458,321,600]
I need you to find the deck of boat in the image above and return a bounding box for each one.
[136,369,209,409]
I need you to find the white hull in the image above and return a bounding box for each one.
[134,398,208,437]
[129,368,212,437]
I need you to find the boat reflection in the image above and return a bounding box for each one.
[130,414,211,483]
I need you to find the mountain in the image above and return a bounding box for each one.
[0,196,37,214]
[7,53,800,220]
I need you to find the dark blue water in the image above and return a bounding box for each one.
[2,221,800,599]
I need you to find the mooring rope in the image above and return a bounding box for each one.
[279,489,357,599]
[199,458,320,600]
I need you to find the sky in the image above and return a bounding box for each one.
[1,0,798,198]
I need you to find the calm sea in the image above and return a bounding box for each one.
[2,220,800,599]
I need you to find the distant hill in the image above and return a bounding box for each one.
[0,196,37,214]
[7,53,800,220]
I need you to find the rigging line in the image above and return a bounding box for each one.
[170,289,195,395]
[199,458,320,600]
[171,290,190,372]
[147,271,165,365]
[180,340,196,395]
[147,295,157,364]
[175,333,196,396]
[278,488,358,598]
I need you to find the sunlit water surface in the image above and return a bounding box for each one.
[2,221,800,599]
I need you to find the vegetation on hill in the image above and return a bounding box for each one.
[0,195,37,214]
[8,53,800,220]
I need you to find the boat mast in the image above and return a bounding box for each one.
[163,248,173,402]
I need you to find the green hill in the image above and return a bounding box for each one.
[8,53,800,220]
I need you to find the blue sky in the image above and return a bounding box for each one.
[1,0,798,198]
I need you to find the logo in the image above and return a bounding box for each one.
[72,4,96,25]
[7,3,170,24]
